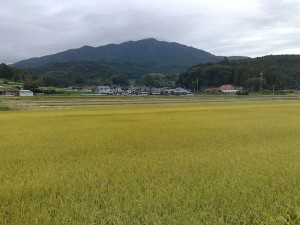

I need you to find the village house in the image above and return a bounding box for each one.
[19,90,34,96]
[150,87,165,95]
[96,86,111,95]
[165,87,192,95]
[204,84,237,93]
[219,84,238,93]
[203,87,221,93]
[92,86,193,96]
[0,87,20,96]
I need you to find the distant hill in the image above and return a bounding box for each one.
[13,38,224,68]
[12,38,250,87]
[176,55,300,90]
[24,60,190,87]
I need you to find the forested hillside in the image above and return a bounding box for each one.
[0,63,27,82]
[4,55,300,90]
[12,38,250,87]
[176,55,300,90]
[24,60,181,87]
[13,39,220,68]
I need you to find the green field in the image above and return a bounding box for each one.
[1,101,300,224]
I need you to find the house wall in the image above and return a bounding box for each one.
[19,91,34,96]
[221,89,238,93]
[0,91,19,96]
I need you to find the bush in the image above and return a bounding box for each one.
[275,90,287,95]
[262,89,272,94]
[42,89,56,95]
[236,90,249,95]
[0,103,10,111]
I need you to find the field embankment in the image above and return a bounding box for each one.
[0,101,9,111]
[0,102,300,224]
[1,93,300,111]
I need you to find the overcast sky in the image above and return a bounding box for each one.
[1,0,300,63]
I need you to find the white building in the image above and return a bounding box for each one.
[219,85,238,93]
[19,90,34,96]
[96,86,111,95]
[165,87,192,95]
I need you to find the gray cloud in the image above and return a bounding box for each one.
[1,0,300,63]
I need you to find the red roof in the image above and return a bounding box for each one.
[0,88,19,92]
[204,87,220,91]
[219,84,235,90]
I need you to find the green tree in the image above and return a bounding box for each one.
[0,63,14,80]
[23,81,41,93]
[111,74,129,86]
[139,73,163,87]
[245,78,267,92]
[75,76,85,87]
[43,77,59,87]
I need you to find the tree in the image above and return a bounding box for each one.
[75,76,85,87]
[176,67,201,89]
[245,78,267,92]
[0,63,15,80]
[139,73,163,87]
[43,76,59,87]
[111,74,129,86]
[23,81,41,93]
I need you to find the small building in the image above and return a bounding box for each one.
[203,87,221,93]
[165,87,192,95]
[0,88,19,96]
[203,84,237,93]
[96,86,111,95]
[219,84,237,93]
[19,90,34,97]
[150,87,164,95]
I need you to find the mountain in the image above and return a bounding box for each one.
[13,38,222,68]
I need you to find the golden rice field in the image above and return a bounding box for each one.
[0,102,300,224]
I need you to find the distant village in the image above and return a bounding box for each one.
[82,84,240,96]
[0,84,242,96]
[78,86,196,96]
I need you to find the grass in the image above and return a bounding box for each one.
[0,101,10,111]
[0,102,300,224]
[2,92,300,111]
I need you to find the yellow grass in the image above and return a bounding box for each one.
[0,102,300,224]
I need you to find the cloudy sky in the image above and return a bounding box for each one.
[1,0,300,63]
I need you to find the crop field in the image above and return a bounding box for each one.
[0,102,300,224]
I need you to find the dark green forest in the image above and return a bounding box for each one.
[23,61,182,87]
[176,55,300,91]
[2,55,300,91]
[0,63,28,82]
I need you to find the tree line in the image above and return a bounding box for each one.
[0,63,27,82]
[0,62,177,89]
[2,55,300,91]
[176,55,300,91]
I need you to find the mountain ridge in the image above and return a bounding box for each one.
[13,38,248,68]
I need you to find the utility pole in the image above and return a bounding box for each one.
[40,76,43,92]
[196,77,199,94]
[260,72,263,100]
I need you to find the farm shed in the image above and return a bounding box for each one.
[0,88,19,96]
[203,87,221,93]
[19,90,34,96]
[219,84,237,93]
[96,86,111,94]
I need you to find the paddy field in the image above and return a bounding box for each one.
[0,97,299,224]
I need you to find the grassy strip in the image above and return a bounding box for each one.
[0,102,10,111]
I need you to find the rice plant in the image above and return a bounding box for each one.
[0,102,299,224]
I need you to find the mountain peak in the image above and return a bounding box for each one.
[13,38,220,68]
